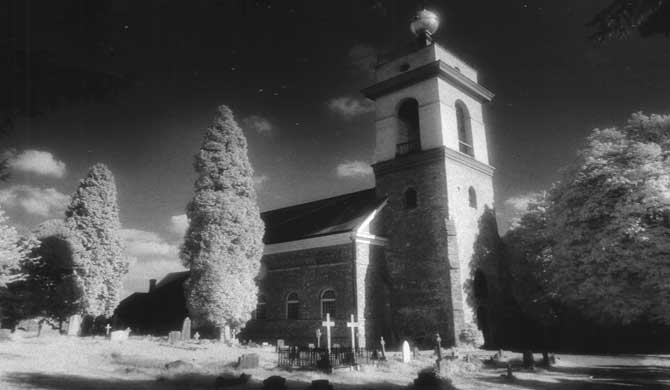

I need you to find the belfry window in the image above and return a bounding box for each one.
[397,99,421,155]
[404,188,418,209]
[456,101,474,157]
[320,290,336,319]
[286,292,299,320]
[256,295,267,320]
[468,187,477,209]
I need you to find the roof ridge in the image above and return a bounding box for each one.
[261,187,377,216]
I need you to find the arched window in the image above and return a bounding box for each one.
[468,187,477,209]
[397,99,420,155]
[256,295,267,320]
[286,292,299,320]
[404,188,417,209]
[474,269,488,300]
[320,290,336,319]
[456,101,473,157]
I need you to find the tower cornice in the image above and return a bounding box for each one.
[362,60,494,103]
[372,146,494,177]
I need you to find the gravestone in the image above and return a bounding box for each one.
[522,350,535,369]
[168,330,181,344]
[193,332,200,341]
[0,329,11,341]
[181,317,191,341]
[380,337,387,360]
[67,314,81,336]
[110,328,130,342]
[237,353,260,369]
[276,339,285,350]
[308,343,315,349]
[402,340,411,363]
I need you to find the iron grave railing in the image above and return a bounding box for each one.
[277,346,377,369]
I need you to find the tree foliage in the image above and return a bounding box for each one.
[181,105,265,334]
[0,206,36,288]
[503,193,558,328]
[589,0,670,42]
[545,112,670,326]
[18,220,85,323]
[65,164,128,317]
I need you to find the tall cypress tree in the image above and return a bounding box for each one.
[65,163,127,317]
[181,105,265,336]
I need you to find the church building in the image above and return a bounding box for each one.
[243,10,496,348]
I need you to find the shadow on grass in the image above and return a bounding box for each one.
[476,363,670,390]
[3,372,408,390]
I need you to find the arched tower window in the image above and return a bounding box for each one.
[320,290,336,319]
[286,292,299,320]
[456,101,474,157]
[397,99,421,155]
[404,188,417,209]
[474,269,488,300]
[256,295,267,320]
[468,187,477,209]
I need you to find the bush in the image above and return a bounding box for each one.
[458,323,484,348]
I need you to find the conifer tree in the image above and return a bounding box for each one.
[0,206,35,288]
[181,105,265,336]
[65,163,127,317]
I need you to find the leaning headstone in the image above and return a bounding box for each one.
[67,314,81,336]
[522,350,535,370]
[263,375,287,390]
[0,329,11,341]
[181,317,192,341]
[402,340,411,363]
[168,330,181,344]
[237,353,260,369]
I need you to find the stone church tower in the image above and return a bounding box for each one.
[362,10,495,346]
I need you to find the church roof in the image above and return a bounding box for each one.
[261,188,384,244]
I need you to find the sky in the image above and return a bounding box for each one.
[2,0,669,297]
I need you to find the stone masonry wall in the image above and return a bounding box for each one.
[243,243,357,347]
[373,148,464,347]
[355,241,391,349]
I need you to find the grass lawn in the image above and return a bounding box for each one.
[1,334,670,389]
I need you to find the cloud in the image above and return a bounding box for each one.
[10,150,66,178]
[242,115,275,136]
[120,228,179,259]
[348,44,377,76]
[253,174,269,188]
[499,191,544,233]
[336,160,373,178]
[0,185,69,217]
[170,214,189,236]
[328,96,374,119]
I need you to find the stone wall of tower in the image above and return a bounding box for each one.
[373,149,465,347]
[355,241,390,349]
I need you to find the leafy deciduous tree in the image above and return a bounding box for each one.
[546,112,670,326]
[181,105,265,336]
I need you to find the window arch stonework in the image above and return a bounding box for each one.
[286,292,299,320]
[320,290,336,319]
[456,101,474,157]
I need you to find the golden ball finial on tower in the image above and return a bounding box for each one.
[410,9,439,46]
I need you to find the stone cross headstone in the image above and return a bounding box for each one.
[346,314,359,352]
[435,333,442,360]
[105,324,111,336]
[402,340,411,363]
[321,313,335,353]
[181,317,192,341]
[316,328,322,348]
[67,314,81,336]
[193,332,200,341]
[380,337,386,360]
